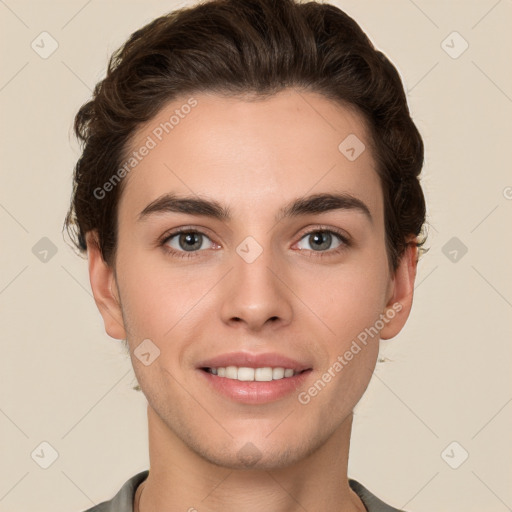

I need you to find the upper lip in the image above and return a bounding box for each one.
[197,351,312,372]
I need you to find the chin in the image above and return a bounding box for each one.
[189,434,314,471]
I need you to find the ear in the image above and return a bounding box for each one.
[380,239,418,340]
[86,231,126,340]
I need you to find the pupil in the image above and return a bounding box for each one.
[311,231,330,251]
[180,233,201,251]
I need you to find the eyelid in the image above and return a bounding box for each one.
[159,225,216,245]
[295,224,351,244]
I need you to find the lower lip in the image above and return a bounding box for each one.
[197,369,313,404]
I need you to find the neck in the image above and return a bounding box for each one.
[137,404,365,512]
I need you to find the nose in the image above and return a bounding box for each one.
[219,244,293,332]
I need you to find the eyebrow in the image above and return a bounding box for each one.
[137,192,372,224]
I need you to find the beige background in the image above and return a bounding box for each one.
[1,0,511,511]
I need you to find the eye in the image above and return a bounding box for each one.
[161,229,216,258]
[295,229,349,254]
[159,226,350,260]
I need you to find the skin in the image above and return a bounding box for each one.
[86,88,417,512]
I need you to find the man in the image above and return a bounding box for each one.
[65,1,426,510]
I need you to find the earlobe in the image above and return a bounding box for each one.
[379,241,418,341]
[86,232,126,340]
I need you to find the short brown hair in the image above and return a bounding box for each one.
[64,0,426,271]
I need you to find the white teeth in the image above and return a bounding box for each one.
[225,366,238,379]
[206,366,300,381]
[272,367,285,380]
[255,367,272,381]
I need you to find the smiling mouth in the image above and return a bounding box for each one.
[200,366,311,382]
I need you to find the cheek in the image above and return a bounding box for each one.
[116,250,216,340]
[298,266,386,417]
[310,262,389,345]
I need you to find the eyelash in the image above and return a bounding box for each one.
[159,226,351,260]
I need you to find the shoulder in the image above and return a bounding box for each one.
[79,470,149,512]
[78,472,404,512]
[349,479,407,512]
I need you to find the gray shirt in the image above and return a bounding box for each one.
[81,470,406,512]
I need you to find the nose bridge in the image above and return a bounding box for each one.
[219,234,293,330]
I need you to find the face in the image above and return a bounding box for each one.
[88,88,415,470]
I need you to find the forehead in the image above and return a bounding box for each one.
[118,89,383,223]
